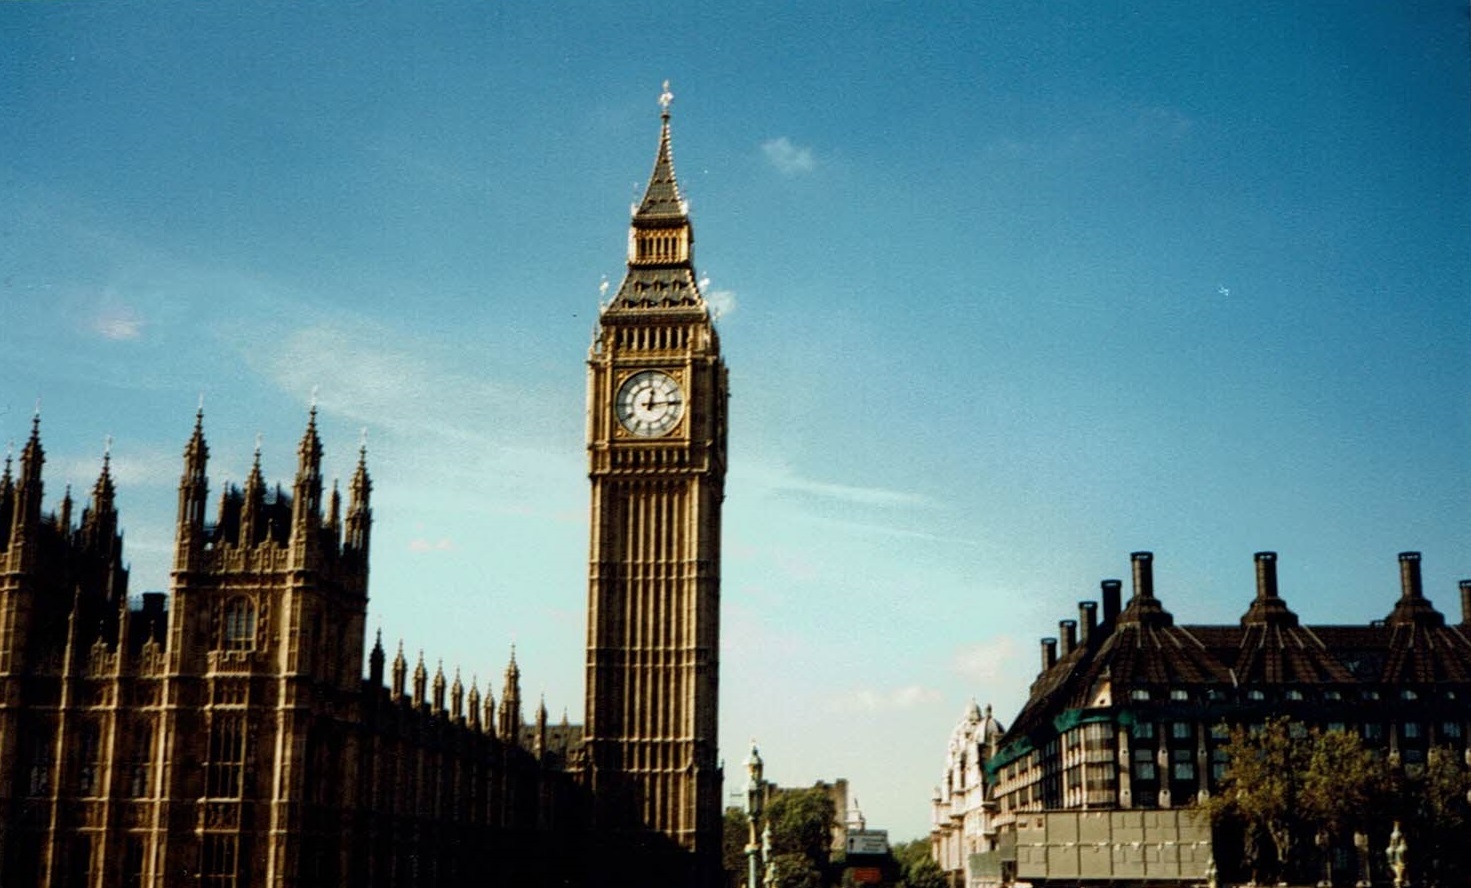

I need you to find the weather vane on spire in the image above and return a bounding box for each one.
[659,80,673,116]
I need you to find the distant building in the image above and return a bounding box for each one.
[941,550,1471,886]
[930,701,1003,887]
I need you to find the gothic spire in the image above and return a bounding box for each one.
[175,409,209,558]
[292,405,324,530]
[10,410,45,550]
[467,678,482,731]
[432,660,447,713]
[369,629,385,685]
[391,640,407,700]
[499,646,523,741]
[94,438,116,508]
[19,409,42,485]
[634,80,687,222]
[610,81,705,311]
[413,650,428,706]
[346,434,371,553]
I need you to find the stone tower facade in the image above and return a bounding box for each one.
[0,410,581,887]
[583,87,728,887]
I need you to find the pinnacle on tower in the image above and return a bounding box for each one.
[58,483,73,532]
[369,629,386,685]
[239,437,265,546]
[391,641,407,700]
[346,435,372,553]
[432,660,447,713]
[10,410,45,548]
[467,678,482,731]
[413,650,428,706]
[292,405,324,531]
[499,647,523,741]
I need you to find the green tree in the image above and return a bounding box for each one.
[1300,727,1380,837]
[769,851,824,888]
[890,839,947,888]
[766,786,837,871]
[1198,717,1309,881]
[1398,746,1471,888]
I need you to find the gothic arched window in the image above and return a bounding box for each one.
[221,597,256,651]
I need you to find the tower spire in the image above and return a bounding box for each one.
[610,82,704,310]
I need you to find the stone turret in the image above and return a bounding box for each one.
[499,648,523,742]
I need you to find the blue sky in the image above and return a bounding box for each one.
[3,2,1469,840]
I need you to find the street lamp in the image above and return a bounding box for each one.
[745,740,765,888]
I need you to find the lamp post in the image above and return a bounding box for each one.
[745,741,765,888]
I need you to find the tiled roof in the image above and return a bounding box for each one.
[1000,552,1471,745]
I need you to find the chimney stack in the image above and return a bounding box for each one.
[1399,552,1423,600]
[1131,551,1154,600]
[1078,601,1097,646]
[1254,551,1279,599]
[1040,637,1058,671]
[1101,580,1122,628]
[1460,580,1471,626]
[1059,620,1077,657]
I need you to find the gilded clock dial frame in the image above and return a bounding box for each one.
[615,370,685,437]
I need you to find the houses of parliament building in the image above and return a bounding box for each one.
[0,90,726,888]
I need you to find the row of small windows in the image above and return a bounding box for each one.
[1130,719,1463,743]
[1128,687,1451,703]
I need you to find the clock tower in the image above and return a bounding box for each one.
[584,84,727,887]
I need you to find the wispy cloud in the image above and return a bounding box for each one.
[747,464,932,508]
[57,445,180,489]
[985,104,1193,163]
[761,137,816,176]
[829,684,943,713]
[706,288,737,318]
[408,538,455,553]
[91,301,144,341]
[951,636,1019,684]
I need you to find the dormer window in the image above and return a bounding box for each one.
[1285,689,1303,701]
[1130,689,1151,701]
[1169,689,1188,701]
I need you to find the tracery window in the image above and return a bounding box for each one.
[221,597,256,651]
[206,716,246,798]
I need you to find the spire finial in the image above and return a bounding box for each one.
[310,385,319,413]
[659,80,673,118]
[254,432,263,458]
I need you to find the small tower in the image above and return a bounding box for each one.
[8,414,45,568]
[174,409,208,570]
[391,642,407,701]
[498,648,523,742]
[345,441,371,557]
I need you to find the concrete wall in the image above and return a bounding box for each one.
[1013,809,1211,881]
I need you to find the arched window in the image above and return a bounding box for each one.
[222,598,256,651]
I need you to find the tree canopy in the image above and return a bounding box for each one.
[1198,717,1471,887]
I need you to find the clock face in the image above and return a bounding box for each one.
[616,370,684,437]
